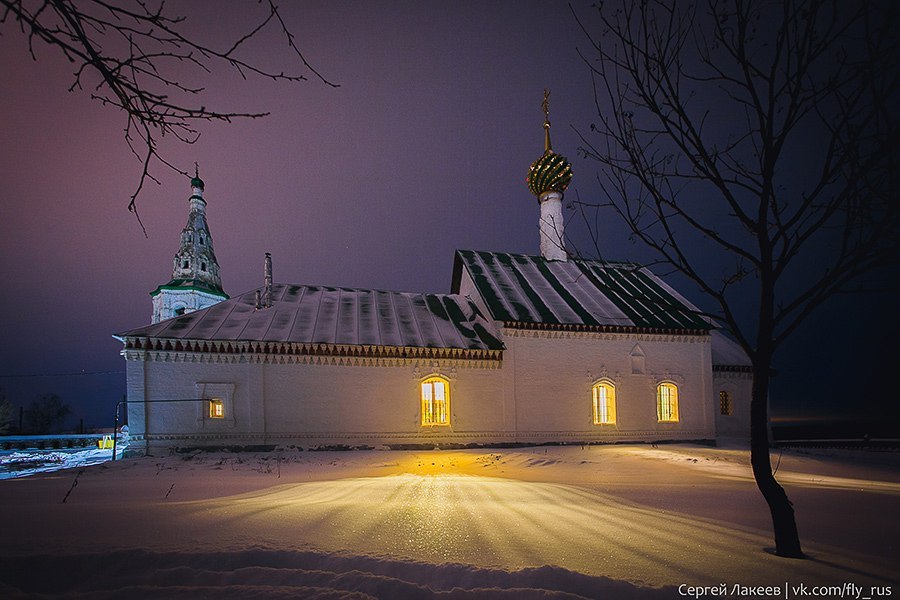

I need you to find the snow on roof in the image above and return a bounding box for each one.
[118,284,503,351]
[452,250,713,332]
[710,330,752,367]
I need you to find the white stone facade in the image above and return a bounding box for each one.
[539,191,566,261]
[151,288,229,325]
[122,325,736,453]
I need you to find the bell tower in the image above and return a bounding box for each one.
[150,168,228,323]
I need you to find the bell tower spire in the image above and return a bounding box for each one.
[150,167,228,323]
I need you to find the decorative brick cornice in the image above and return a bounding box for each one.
[502,327,708,344]
[502,320,710,337]
[121,337,502,369]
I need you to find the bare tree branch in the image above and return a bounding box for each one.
[1,0,337,234]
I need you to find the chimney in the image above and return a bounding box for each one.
[263,252,273,308]
[255,253,273,309]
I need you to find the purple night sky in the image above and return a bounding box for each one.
[0,1,895,431]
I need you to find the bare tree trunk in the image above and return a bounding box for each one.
[750,352,803,557]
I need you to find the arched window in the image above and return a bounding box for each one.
[174,306,187,316]
[421,376,450,426]
[201,262,207,272]
[657,382,679,422]
[592,381,616,425]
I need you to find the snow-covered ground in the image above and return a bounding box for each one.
[0,443,897,598]
[0,444,124,480]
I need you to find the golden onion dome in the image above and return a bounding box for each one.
[527,148,573,196]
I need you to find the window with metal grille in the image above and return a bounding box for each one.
[592,381,616,425]
[421,377,450,426]
[719,390,732,416]
[657,382,679,422]
[209,398,225,419]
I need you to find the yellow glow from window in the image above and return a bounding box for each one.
[421,377,450,426]
[592,381,616,425]
[209,398,225,419]
[657,383,679,422]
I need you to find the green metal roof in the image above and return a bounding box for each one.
[452,250,712,332]
[150,278,229,299]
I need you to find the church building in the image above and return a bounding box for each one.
[116,102,751,454]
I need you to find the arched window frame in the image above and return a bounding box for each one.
[656,382,680,423]
[592,379,617,425]
[420,375,451,427]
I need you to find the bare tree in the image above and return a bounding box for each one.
[0,388,14,434]
[1,0,336,233]
[573,0,899,557]
[24,393,71,434]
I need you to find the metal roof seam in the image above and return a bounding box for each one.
[464,251,511,321]
[533,259,599,325]
[562,261,631,324]
[406,293,427,348]
[507,254,560,323]
[482,251,533,322]
[283,285,307,343]
[259,285,284,341]
[426,294,453,349]
[332,288,343,345]
[386,291,403,347]
[608,268,667,328]
[372,290,384,346]
[311,283,329,344]
[205,291,244,340]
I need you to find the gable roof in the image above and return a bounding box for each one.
[451,250,712,333]
[118,283,503,351]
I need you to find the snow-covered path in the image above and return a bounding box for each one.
[1,444,897,598]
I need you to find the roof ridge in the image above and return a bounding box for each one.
[455,248,642,268]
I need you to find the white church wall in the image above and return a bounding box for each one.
[503,329,716,442]
[713,371,753,439]
[123,331,720,452]
[151,288,226,324]
[261,361,506,443]
[125,352,509,451]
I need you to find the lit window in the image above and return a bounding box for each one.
[719,390,732,416]
[592,381,616,425]
[657,383,679,422]
[421,377,450,426]
[209,398,225,419]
